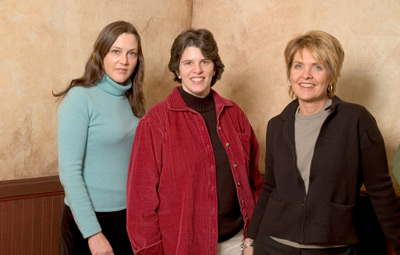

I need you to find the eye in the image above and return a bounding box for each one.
[111,49,120,54]
[293,64,303,69]
[313,65,323,71]
[128,51,137,56]
[183,61,192,66]
[201,60,211,65]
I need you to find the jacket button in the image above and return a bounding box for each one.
[237,182,241,186]
[245,216,249,221]
[218,126,222,130]
[225,143,230,147]
[241,200,244,204]
[233,163,238,167]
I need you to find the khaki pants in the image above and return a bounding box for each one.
[217,229,243,255]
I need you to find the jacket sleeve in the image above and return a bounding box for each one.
[243,111,263,201]
[359,108,400,254]
[246,121,276,239]
[126,115,164,255]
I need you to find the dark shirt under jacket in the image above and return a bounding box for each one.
[179,88,243,242]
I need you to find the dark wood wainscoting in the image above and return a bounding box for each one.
[0,176,398,254]
[0,176,64,255]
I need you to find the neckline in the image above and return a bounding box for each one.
[96,75,132,96]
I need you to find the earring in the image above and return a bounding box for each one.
[328,84,333,92]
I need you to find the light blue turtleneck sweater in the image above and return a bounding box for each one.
[57,75,139,238]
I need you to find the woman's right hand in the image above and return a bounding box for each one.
[88,232,114,255]
[243,247,254,255]
[242,238,254,255]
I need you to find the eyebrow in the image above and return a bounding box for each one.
[110,46,138,51]
[181,57,210,62]
[293,60,323,65]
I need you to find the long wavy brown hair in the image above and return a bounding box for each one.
[53,21,145,118]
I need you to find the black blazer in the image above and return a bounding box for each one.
[247,96,400,253]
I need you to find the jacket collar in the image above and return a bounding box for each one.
[166,86,233,112]
[280,96,343,121]
[280,96,342,157]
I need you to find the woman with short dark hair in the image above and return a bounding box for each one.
[126,28,262,255]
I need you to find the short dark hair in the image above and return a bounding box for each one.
[168,29,224,87]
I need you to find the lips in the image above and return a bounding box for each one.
[116,68,127,73]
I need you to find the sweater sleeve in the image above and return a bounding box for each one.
[358,108,400,254]
[57,88,101,238]
[126,114,164,254]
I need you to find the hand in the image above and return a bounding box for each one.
[243,246,254,255]
[88,232,114,255]
[242,238,254,255]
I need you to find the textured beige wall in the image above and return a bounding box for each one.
[0,0,191,180]
[192,0,400,193]
[1,0,400,195]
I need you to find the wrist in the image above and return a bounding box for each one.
[241,241,254,254]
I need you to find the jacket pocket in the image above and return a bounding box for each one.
[327,201,355,232]
[236,132,251,161]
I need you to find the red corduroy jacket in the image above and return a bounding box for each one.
[126,87,263,255]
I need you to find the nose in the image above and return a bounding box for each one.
[193,63,203,73]
[120,54,129,65]
[301,68,312,79]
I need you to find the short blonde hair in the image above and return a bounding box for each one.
[284,30,345,99]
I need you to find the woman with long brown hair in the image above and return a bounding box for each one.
[54,21,145,255]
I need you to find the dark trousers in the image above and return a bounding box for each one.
[60,204,134,255]
[254,233,356,255]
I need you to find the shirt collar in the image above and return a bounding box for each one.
[167,86,233,112]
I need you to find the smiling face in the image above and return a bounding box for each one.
[176,46,215,98]
[103,33,138,85]
[290,48,331,112]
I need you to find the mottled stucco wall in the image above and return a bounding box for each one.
[1,0,399,194]
[192,0,400,193]
[0,0,191,180]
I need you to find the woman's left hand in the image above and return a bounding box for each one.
[88,232,114,255]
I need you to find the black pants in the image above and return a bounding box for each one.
[254,233,356,255]
[60,204,134,255]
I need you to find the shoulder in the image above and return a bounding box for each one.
[138,98,169,127]
[268,103,295,127]
[333,98,375,122]
[58,86,93,115]
[60,86,91,104]
[213,91,245,115]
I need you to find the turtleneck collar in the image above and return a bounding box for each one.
[97,74,132,96]
[179,87,215,113]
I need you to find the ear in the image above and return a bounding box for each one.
[175,70,181,79]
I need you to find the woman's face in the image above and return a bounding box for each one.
[290,48,331,110]
[176,46,215,98]
[103,33,138,85]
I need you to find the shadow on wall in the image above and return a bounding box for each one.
[221,72,258,115]
[337,73,375,108]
